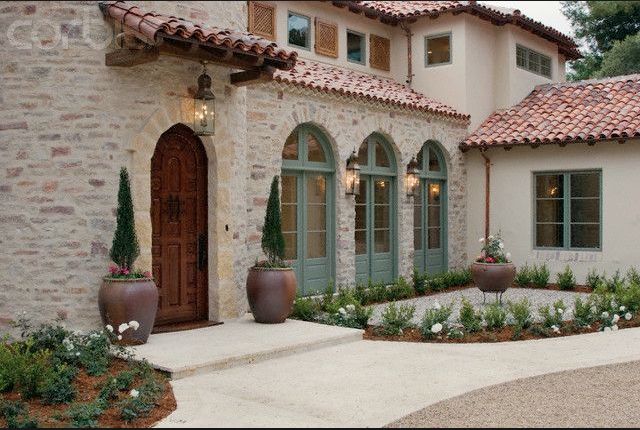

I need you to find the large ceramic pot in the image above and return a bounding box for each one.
[471,262,516,293]
[98,278,158,345]
[246,267,297,324]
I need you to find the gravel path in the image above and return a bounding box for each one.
[369,287,589,326]
[386,360,640,428]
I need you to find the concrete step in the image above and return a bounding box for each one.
[130,314,362,379]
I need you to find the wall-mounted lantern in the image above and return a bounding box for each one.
[406,156,420,197]
[194,61,215,136]
[345,150,361,196]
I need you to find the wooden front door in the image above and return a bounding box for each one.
[151,124,208,326]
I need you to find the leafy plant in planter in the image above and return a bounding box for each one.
[246,176,297,323]
[98,167,158,344]
[470,233,516,301]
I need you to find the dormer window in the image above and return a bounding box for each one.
[347,30,365,64]
[516,44,552,78]
[425,33,451,66]
[288,11,310,49]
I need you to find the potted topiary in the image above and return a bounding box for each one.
[246,176,297,323]
[471,233,516,303]
[98,167,158,344]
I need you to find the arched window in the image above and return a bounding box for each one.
[355,133,397,284]
[281,125,335,295]
[414,141,448,275]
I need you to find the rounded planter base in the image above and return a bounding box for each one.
[246,268,297,324]
[471,262,516,294]
[98,278,158,345]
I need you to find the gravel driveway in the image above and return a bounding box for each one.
[369,287,590,326]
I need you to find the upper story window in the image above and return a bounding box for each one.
[425,33,451,66]
[516,44,552,78]
[347,30,365,64]
[288,11,310,49]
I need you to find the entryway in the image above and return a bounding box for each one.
[151,124,209,326]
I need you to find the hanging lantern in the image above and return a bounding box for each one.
[345,150,361,196]
[193,61,215,136]
[406,156,420,197]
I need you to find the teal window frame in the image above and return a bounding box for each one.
[424,32,452,67]
[532,170,602,251]
[516,44,552,78]
[287,11,311,50]
[346,29,366,65]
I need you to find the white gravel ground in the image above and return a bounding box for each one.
[369,287,590,326]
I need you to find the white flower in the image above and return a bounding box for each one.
[505,252,511,261]
[62,338,74,351]
[117,335,122,340]
[129,389,139,398]
[128,320,140,331]
[338,307,347,316]
[551,325,560,334]
[118,323,129,333]
[488,235,494,240]
[557,308,564,315]
[590,306,597,314]
[602,311,609,319]
[75,352,81,356]
[604,326,612,332]
[613,314,620,323]
[431,323,443,334]
[433,300,441,310]
[479,238,485,243]
[620,306,626,312]
[499,243,504,249]
[345,304,355,312]
[612,325,619,331]
[105,324,113,333]
[625,312,632,320]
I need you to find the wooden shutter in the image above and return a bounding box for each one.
[314,19,338,58]
[248,1,276,40]
[370,34,390,71]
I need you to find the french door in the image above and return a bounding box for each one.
[414,179,446,275]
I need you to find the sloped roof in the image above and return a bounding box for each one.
[461,74,640,149]
[99,1,297,68]
[274,60,470,121]
[334,1,581,60]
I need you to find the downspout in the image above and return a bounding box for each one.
[480,149,491,239]
[400,21,413,85]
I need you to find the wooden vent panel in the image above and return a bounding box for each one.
[370,34,390,71]
[248,1,276,40]
[315,19,338,58]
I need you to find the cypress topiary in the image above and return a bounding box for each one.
[261,175,285,266]
[110,167,139,269]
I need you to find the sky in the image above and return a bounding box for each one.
[480,1,574,37]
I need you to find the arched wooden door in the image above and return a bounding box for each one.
[151,124,208,326]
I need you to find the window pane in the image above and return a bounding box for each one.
[347,31,364,63]
[375,142,390,167]
[570,173,599,197]
[571,224,600,248]
[413,205,421,228]
[374,205,389,229]
[536,174,563,198]
[374,229,390,253]
[355,230,367,255]
[281,205,297,232]
[307,204,326,230]
[283,232,297,260]
[571,199,599,223]
[536,199,563,223]
[416,148,424,171]
[414,228,422,250]
[374,180,389,204]
[307,231,326,258]
[355,204,366,229]
[528,50,540,73]
[428,206,440,227]
[307,175,326,204]
[516,46,527,68]
[281,175,297,203]
[427,35,450,65]
[427,183,441,204]
[288,13,309,48]
[428,227,440,249]
[282,133,298,160]
[540,55,551,77]
[307,133,326,162]
[536,223,563,247]
[357,141,368,166]
[428,148,441,172]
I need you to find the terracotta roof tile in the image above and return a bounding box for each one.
[99,1,297,68]
[462,74,640,149]
[340,1,580,59]
[274,60,469,121]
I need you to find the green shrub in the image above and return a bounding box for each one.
[627,267,640,285]
[118,378,163,422]
[614,281,640,314]
[41,364,76,405]
[447,328,465,339]
[65,401,104,428]
[556,265,576,290]
[507,298,532,329]
[260,176,285,267]
[586,268,602,289]
[459,298,482,333]
[14,348,55,400]
[429,277,447,292]
[0,400,38,429]
[98,370,136,402]
[77,332,110,377]
[291,296,321,321]
[574,296,597,327]
[531,264,550,288]
[604,270,624,292]
[592,284,616,315]
[324,302,373,329]
[412,269,428,295]
[320,283,335,311]
[380,303,415,335]
[364,280,387,304]
[483,303,507,330]
[420,302,453,338]
[353,283,369,305]
[386,277,414,301]
[110,167,140,270]
[538,299,566,328]
[514,264,533,287]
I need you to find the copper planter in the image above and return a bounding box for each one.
[98,277,158,345]
[246,267,297,324]
[471,262,516,293]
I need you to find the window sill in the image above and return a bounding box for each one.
[531,248,603,263]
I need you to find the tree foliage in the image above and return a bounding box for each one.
[110,167,139,269]
[562,1,640,79]
[260,176,285,267]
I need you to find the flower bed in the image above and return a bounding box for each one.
[0,316,175,428]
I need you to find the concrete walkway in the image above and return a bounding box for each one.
[155,324,640,428]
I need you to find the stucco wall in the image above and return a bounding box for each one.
[465,141,640,284]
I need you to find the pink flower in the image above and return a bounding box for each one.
[485,257,495,263]
[121,267,130,275]
[143,271,152,279]
[108,264,119,274]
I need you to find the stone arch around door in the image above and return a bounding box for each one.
[280,123,336,296]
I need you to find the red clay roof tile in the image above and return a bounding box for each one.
[461,74,640,149]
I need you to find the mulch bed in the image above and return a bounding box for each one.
[0,359,176,428]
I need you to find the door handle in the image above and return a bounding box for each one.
[198,233,207,271]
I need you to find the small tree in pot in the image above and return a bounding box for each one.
[471,233,516,304]
[98,167,158,344]
[246,176,297,323]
